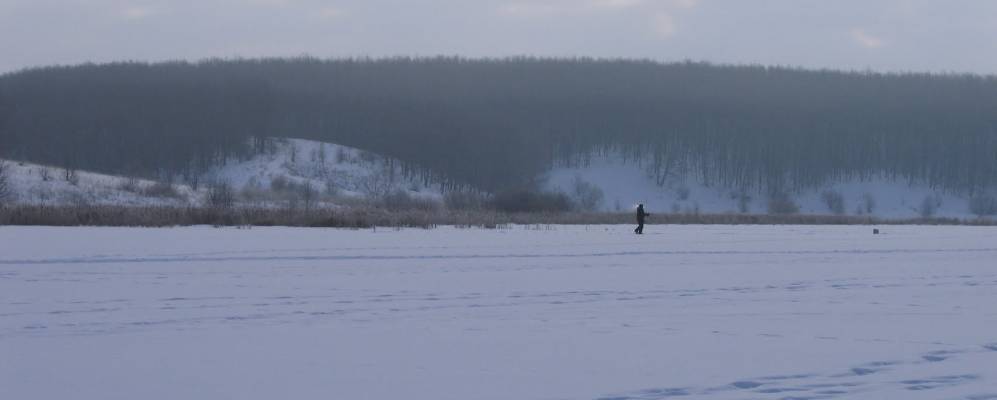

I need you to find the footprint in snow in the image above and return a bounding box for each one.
[902,374,978,391]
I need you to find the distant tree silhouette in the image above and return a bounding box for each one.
[2,57,997,194]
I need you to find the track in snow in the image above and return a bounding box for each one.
[1,225,996,400]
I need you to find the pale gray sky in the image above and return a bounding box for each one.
[2,0,997,74]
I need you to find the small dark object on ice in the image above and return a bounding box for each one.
[873,228,880,235]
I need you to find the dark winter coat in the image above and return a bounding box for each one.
[636,205,649,223]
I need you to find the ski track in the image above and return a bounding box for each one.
[596,343,997,400]
[1,225,996,400]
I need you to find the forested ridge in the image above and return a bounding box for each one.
[1,57,996,193]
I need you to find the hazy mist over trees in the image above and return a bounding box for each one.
[1,57,996,194]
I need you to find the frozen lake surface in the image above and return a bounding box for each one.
[2,224,996,400]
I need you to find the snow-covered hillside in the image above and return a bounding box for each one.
[0,160,201,207]
[0,138,440,209]
[4,140,995,220]
[545,152,993,219]
[204,138,441,203]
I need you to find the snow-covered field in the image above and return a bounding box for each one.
[2,224,996,400]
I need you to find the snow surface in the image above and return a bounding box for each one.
[2,224,996,400]
[546,153,989,219]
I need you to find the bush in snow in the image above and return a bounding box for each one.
[676,185,691,201]
[143,181,181,199]
[444,191,489,210]
[118,177,141,193]
[324,180,340,197]
[820,190,846,215]
[62,190,92,208]
[969,194,997,217]
[571,176,604,212]
[270,175,291,192]
[359,150,376,164]
[767,191,799,215]
[919,194,942,218]
[689,202,701,215]
[38,167,52,182]
[358,173,391,199]
[335,147,349,164]
[735,190,752,213]
[299,181,318,211]
[491,188,574,213]
[238,179,268,204]
[289,143,298,164]
[382,189,441,211]
[317,144,328,164]
[861,193,876,215]
[63,167,79,186]
[207,182,236,209]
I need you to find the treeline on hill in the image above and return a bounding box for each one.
[1,57,996,194]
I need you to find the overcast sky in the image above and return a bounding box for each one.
[2,0,997,75]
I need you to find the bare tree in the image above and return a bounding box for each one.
[299,181,317,211]
[919,194,941,218]
[318,143,327,165]
[571,175,604,211]
[119,176,141,193]
[767,191,799,215]
[862,193,876,215]
[969,194,997,217]
[675,185,691,201]
[183,168,201,191]
[820,190,845,215]
[359,172,390,199]
[207,181,236,209]
[332,147,346,164]
[63,167,79,186]
[736,190,752,213]
[0,160,12,204]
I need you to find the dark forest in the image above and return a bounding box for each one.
[1,57,995,194]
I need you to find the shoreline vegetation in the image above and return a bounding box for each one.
[1,205,995,228]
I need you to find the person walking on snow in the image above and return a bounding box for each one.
[635,204,650,234]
